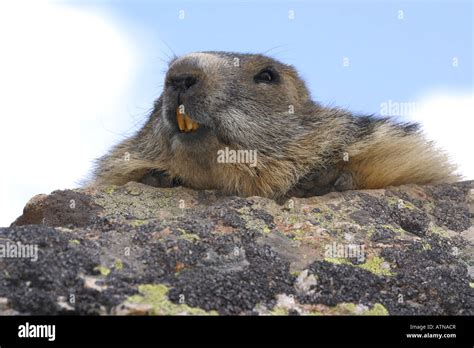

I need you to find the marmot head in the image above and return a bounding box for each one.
[159,52,316,156]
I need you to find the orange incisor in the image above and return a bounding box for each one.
[176,107,199,132]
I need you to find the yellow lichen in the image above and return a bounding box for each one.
[127,284,217,315]
[325,256,394,276]
[332,302,388,315]
[130,219,148,227]
[115,259,123,270]
[94,265,111,276]
[358,256,393,276]
[176,228,200,242]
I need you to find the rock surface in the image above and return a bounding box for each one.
[1,181,473,315]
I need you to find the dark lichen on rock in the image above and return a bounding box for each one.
[0,180,472,315]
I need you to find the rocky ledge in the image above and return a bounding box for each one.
[1,181,473,315]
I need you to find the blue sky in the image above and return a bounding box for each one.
[0,0,472,226]
[78,0,472,115]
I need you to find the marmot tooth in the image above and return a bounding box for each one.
[184,115,194,131]
[176,108,185,131]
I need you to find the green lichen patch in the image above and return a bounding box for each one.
[311,209,336,229]
[329,302,388,315]
[269,306,289,315]
[93,265,111,277]
[324,256,393,276]
[358,256,393,276]
[127,284,217,315]
[129,219,149,227]
[114,259,123,271]
[381,224,406,236]
[176,228,200,242]
[386,197,416,210]
[365,303,389,315]
[237,206,273,234]
[104,185,117,195]
[324,257,352,266]
[428,223,450,238]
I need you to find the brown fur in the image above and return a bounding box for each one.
[343,124,457,189]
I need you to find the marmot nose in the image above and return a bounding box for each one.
[168,75,197,92]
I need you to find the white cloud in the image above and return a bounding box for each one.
[409,91,474,180]
[0,1,135,226]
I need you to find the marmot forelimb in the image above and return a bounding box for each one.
[89,52,458,199]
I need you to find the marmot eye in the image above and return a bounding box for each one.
[254,68,279,84]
